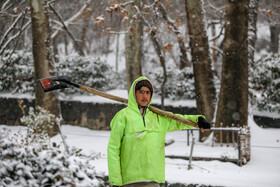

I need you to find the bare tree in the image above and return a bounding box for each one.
[106,1,168,108]
[215,0,249,140]
[80,1,92,54]
[257,0,280,53]
[270,25,279,53]
[0,1,31,64]
[124,0,143,90]
[149,27,168,109]
[30,0,61,137]
[157,2,191,69]
[248,0,259,65]
[49,3,85,56]
[267,0,280,53]
[203,0,226,78]
[134,1,168,109]
[104,1,196,108]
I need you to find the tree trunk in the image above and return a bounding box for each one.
[270,25,279,53]
[80,5,91,54]
[185,0,216,141]
[150,28,167,109]
[248,0,259,67]
[125,0,143,90]
[30,0,61,137]
[215,0,249,142]
[115,33,120,73]
[134,1,167,109]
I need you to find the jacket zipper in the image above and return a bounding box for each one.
[139,107,147,127]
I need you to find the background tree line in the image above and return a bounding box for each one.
[0,0,279,140]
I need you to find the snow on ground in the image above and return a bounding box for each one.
[57,116,280,187]
[1,90,280,186]
[3,115,279,187]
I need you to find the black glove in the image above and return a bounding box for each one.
[197,117,211,129]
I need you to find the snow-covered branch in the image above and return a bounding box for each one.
[120,1,135,7]
[0,12,23,50]
[108,30,129,34]
[209,45,223,56]
[157,3,180,34]
[0,0,12,13]
[206,0,225,14]
[0,19,31,56]
[49,3,85,56]
[133,5,152,30]
[132,1,167,107]
[50,3,90,39]
[157,1,189,68]
[209,25,224,42]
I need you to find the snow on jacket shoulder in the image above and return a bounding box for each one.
[107,76,204,186]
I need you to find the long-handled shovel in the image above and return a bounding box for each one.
[38,76,199,128]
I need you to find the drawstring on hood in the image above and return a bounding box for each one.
[139,106,147,117]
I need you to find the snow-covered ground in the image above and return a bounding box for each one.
[2,115,279,187]
[1,88,280,186]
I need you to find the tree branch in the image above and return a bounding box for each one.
[209,45,223,55]
[0,0,13,13]
[0,15,31,56]
[49,3,85,56]
[0,12,23,50]
[50,3,90,39]
[157,2,190,69]
[4,8,28,68]
[133,3,167,108]
[0,19,31,70]
[209,24,224,42]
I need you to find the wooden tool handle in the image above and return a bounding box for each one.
[79,84,199,128]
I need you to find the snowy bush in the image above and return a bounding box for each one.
[0,132,105,187]
[148,65,196,100]
[19,103,59,144]
[0,50,117,95]
[55,54,117,95]
[250,53,280,113]
[0,50,34,94]
[0,106,107,186]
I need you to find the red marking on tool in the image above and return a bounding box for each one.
[41,79,51,88]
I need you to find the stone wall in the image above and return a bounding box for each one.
[0,97,34,126]
[1,97,279,129]
[253,115,280,128]
[0,97,197,130]
[60,101,126,130]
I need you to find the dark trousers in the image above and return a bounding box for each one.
[122,181,160,187]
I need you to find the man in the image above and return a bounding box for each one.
[107,76,210,187]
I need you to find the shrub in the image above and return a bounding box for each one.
[0,105,107,186]
[0,50,34,94]
[0,132,105,187]
[148,65,196,100]
[0,50,117,95]
[19,101,58,143]
[250,53,280,113]
[55,54,117,95]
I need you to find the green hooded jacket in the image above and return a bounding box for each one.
[107,76,205,186]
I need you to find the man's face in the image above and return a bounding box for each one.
[135,86,151,107]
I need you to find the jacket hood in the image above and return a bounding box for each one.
[128,76,154,110]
